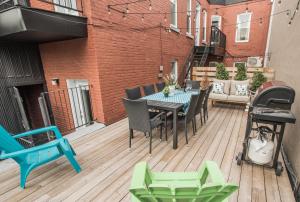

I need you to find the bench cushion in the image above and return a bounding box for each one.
[230,80,250,95]
[209,93,228,100]
[213,79,231,95]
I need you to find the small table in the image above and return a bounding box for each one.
[142,90,198,149]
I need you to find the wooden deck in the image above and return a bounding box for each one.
[0,105,295,202]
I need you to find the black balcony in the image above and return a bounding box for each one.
[0,0,87,43]
[210,26,226,56]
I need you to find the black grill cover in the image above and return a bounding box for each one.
[252,81,295,110]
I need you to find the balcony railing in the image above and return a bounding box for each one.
[210,26,226,50]
[0,0,83,15]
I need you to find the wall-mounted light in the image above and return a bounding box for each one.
[51,78,59,86]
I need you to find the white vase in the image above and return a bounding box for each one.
[169,85,176,96]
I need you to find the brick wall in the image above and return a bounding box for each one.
[32,0,271,126]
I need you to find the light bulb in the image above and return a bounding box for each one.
[107,6,111,15]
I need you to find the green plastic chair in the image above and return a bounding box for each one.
[0,125,81,189]
[130,161,238,202]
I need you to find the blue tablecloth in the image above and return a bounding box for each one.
[142,90,199,112]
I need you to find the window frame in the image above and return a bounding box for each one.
[202,10,207,43]
[170,0,178,29]
[53,0,79,16]
[235,12,252,43]
[171,60,178,81]
[186,0,192,35]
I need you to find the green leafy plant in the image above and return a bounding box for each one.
[215,63,229,80]
[251,71,267,91]
[234,63,248,81]
[162,86,170,97]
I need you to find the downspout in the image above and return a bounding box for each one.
[264,0,276,67]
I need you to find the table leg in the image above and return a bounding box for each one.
[273,123,285,168]
[173,108,178,149]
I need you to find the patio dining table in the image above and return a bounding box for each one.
[142,89,199,149]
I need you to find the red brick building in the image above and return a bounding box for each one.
[0,0,272,134]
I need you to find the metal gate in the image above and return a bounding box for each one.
[39,85,94,135]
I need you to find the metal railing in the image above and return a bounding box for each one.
[0,0,83,15]
[210,26,226,49]
[40,85,94,134]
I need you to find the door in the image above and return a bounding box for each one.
[211,15,222,29]
[12,87,31,131]
[66,79,89,129]
[195,3,201,46]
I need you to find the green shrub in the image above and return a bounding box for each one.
[234,63,248,81]
[251,71,267,91]
[215,63,229,80]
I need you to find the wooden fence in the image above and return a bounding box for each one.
[192,67,275,83]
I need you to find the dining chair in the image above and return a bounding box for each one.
[177,94,199,144]
[203,84,213,123]
[186,80,201,90]
[125,87,142,100]
[194,89,207,131]
[143,84,156,96]
[122,98,166,154]
[155,82,165,92]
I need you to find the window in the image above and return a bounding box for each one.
[234,62,247,68]
[236,12,252,42]
[171,60,178,81]
[202,10,207,42]
[170,0,178,28]
[53,0,78,15]
[186,0,192,34]
[211,15,222,29]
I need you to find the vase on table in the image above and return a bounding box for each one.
[169,85,176,96]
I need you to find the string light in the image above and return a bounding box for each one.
[142,14,145,22]
[259,17,263,25]
[164,13,167,22]
[107,6,111,15]
[126,4,130,13]
[123,13,127,20]
[215,8,218,15]
[149,0,152,11]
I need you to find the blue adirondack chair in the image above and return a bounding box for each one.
[0,125,81,189]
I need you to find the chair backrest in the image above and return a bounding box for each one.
[143,84,156,96]
[125,87,142,100]
[195,89,207,115]
[122,98,151,132]
[203,85,213,109]
[0,125,24,154]
[185,94,200,123]
[156,82,165,92]
[186,80,201,90]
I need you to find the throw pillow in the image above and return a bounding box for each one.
[212,82,224,94]
[235,84,248,96]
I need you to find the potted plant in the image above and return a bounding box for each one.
[251,71,267,92]
[216,63,229,80]
[163,74,178,95]
[234,63,248,81]
[162,86,170,97]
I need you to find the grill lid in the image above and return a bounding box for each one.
[252,81,295,110]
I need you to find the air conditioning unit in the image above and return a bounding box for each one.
[247,57,263,68]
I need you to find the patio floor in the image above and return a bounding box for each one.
[0,105,295,202]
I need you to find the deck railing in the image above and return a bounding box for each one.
[210,26,226,50]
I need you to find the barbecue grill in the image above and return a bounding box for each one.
[237,80,296,176]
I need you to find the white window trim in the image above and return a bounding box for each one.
[186,0,192,35]
[171,60,178,81]
[235,12,252,43]
[202,10,207,43]
[53,0,79,16]
[211,15,222,30]
[170,0,178,28]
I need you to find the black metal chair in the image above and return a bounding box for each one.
[125,87,142,100]
[186,80,201,90]
[202,85,213,123]
[143,84,156,96]
[194,89,207,131]
[156,82,165,92]
[177,94,200,144]
[122,98,165,154]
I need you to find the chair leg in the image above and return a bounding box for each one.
[165,116,168,141]
[129,129,133,148]
[60,141,81,173]
[20,164,31,189]
[185,122,188,144]
[149,131,152,154]
[194,116,197,132]
[200,111,203,126]
[192,119,196,136]
[160,125,163,141]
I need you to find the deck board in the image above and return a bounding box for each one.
[0,105,295,202]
